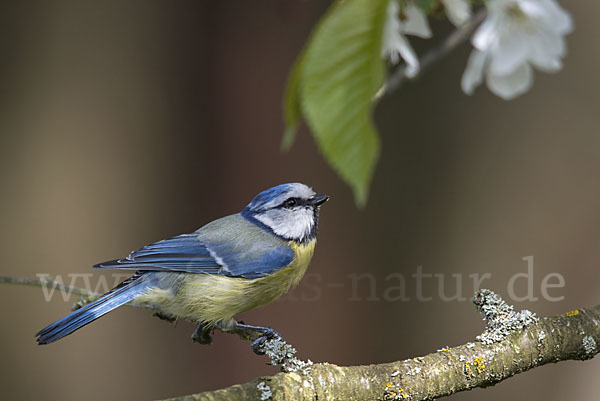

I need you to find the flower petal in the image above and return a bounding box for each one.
[382,0,403,62]
[486,62,533,100]
[396,34,420,77]
[402,3,432,38]
[488,27,530,76]
[461,49,487,95]
[521,0,573,35]
[442,0,472,26]
[528,26,565,71]
[472,17,499,51]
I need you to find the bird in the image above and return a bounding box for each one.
[36,182,328,352]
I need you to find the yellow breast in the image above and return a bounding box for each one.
[140,239,317,326]
[252,239,316,296]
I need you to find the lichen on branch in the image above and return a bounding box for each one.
[163,290,600,401]
[2,276,598,401]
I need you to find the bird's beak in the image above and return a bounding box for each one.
[308,194,329,207]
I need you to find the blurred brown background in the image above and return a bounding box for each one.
[1,1,599,400]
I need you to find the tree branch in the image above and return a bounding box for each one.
[6,276,598,400]
[375,8,488,99]
[163,290,600,401]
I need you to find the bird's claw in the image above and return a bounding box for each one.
[153,312,177,323]
[250,328,282,355]
[192,323,214,344]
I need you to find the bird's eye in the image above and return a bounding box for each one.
[283,198,297,208]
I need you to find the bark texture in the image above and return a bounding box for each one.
[2,276,598,401]
[164,292,600,401]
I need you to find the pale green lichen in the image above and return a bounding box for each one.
[583,336,597,356]
[537,329,547,361]
[257,381,272,401]
[538,330,546,342]
[262,337,313,374]
[473,289,538,344]
[405,365,421,376]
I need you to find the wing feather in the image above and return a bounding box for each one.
[93,233,222,273]
[93,231,294,279]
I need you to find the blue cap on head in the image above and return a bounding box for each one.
[244,183,315,213]
[241,183,328,243]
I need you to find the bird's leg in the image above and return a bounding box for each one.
[215,321,307,370]
[231,322,284,355]
[191,322,214,344]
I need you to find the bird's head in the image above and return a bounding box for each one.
[241,183,329,243]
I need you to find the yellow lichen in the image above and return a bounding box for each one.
[383,381,409,400]
[474,357,485,374]
[464,361,473,378]
[566,310,579,317]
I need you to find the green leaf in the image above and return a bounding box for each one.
[281,50,306,152]
[300,0,389,206]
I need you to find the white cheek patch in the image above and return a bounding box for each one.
[254,213,276,233]
[255,207,315,241]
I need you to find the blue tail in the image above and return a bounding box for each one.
[36,275,151,345]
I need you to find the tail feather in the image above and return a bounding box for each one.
[36,275,151,345]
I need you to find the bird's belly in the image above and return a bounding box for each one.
[138,239,316,325]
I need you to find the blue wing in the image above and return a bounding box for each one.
[93,232,294,279]
[94,233,222,273]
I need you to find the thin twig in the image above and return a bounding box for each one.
[0,275,97,299]
[376,8,488,99]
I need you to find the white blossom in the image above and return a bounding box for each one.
[442,0,472,26]
[461,0,573,100]
[382,0,432,78]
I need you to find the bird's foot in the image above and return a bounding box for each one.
[153,312,177,323]
[250,328,283,356]
[191,322,213,344]
[231,322,283,355]
[218,321,312,372]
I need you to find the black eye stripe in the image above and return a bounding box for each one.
[281,197,305,208]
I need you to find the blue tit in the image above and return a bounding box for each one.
[36,182,328,351]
